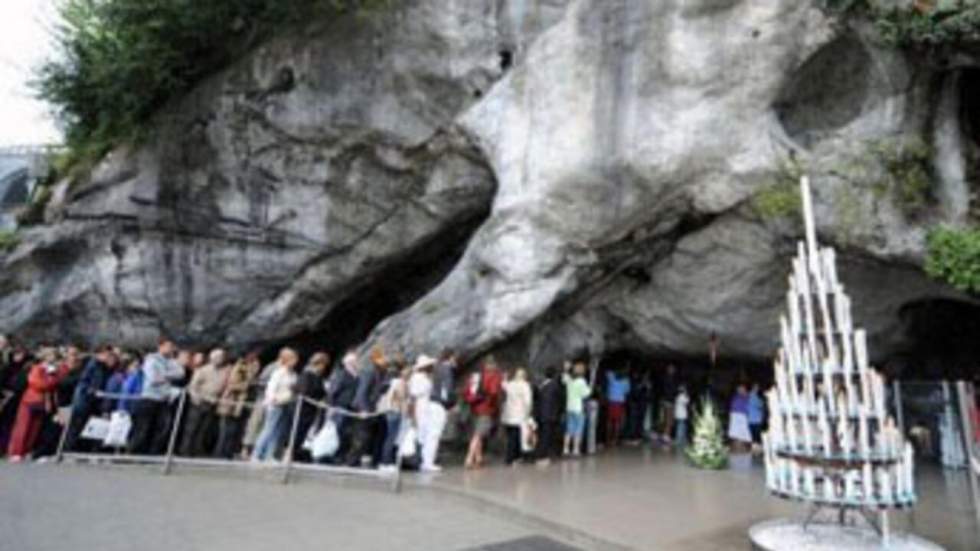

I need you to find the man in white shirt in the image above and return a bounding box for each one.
[408,355,443,473]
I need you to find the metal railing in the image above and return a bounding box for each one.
[55,390,404,493]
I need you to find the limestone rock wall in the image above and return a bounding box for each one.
[0,0,975,365]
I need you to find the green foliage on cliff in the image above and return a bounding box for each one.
[35,0,390,173]
[925,226,980,294]
[822,0,980,47]
[868,137,933,217]
[753,158,804,220]
[0,230,19,252]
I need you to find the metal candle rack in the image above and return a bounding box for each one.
[761,177,916,544]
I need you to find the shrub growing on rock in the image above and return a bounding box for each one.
[925,226,980,294]
[35,0,390,174]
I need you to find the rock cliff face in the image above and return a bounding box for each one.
[1,0,977,367]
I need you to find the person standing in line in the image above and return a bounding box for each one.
[605,368,630,448]
[425,348,457,468]
[64,346,117,452]
[408,354,444,473]
[252,348,299,462]
[327,350,359,461]
[674,385,690,449]
[33,346,84,459]
[0,346,32,455]
[7,348,68,461]
[128,339,188,455]
[463,356,503,469]
[293,352,330,463]
[563,361,592,457]
[180,349,229,457]
[501,367,533,466]
[657,364,678,445]
[747,382,765,453]
[240,357,278,459]
[214,352,260,459]
[101,353,128,414]
[118,355,144,415]
[728,383,753,454]
[345,346,388,468]
[378,362,410,471]
[534,366,565,465]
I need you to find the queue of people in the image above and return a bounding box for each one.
[0,333,767,470]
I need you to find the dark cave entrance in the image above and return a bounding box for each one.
[267,210,488,364]
[596,349,772,403]
[894,298,980,382]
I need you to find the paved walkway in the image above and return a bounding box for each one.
[0,463,578,551]
[425,447,980,551]
[2,450,977,551]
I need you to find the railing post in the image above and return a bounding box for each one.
[955,381,980,525]
[55,405,74,463]
[163,391,188,475]
[281,397,304,484]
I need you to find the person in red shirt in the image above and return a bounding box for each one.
[7,348,68,461]
[463,356,503,469]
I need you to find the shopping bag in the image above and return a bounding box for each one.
[311,420,339,459]
[80,417,110,441]
[400,426,418,458]
[103,411,132,447]
[521,419,538,453]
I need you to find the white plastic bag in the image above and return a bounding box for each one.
[80,417,110,441]
[521,418,537,453]
[103,411,132,447]
[311,420,339,459]
[400,426,418,458]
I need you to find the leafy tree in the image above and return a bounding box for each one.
[35,0,390,175]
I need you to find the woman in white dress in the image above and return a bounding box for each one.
[501,367,533,465]
[728,384,753,453]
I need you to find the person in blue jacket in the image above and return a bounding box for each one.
[64,346,118,452]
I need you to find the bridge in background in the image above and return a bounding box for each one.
[0,144,62,229]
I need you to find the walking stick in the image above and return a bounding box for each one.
[163,390,188,475]
[281,397,304,484]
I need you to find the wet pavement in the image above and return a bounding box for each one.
[1,449,976,551]
[0,463,576,551]
[425,446,980,551]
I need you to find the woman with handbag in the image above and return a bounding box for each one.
[463,356,503,470]
[251,348,299,462]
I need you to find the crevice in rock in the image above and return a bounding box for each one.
[961,69,980,149]
[499,50,513,72]
[960,67,980,219]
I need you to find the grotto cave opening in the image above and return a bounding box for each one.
[893,298,980,382]
[266,207,489,363]
[595,348,772,402]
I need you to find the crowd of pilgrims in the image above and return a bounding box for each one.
[0,333,768,470]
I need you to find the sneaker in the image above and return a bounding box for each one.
[378,464,397,474]
[420,464,443,473]
[8,455,22,463]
